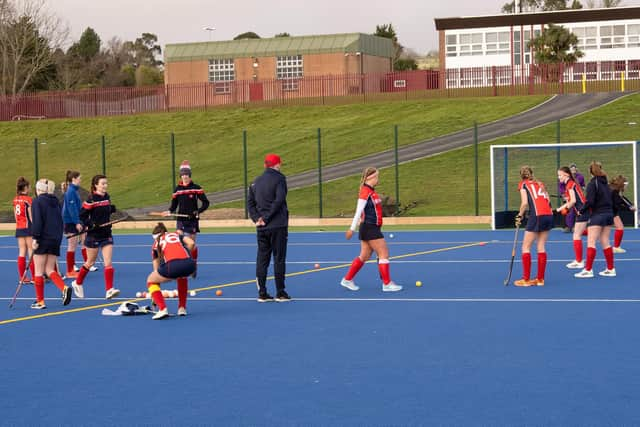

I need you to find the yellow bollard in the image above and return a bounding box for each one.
[621,71,625,92]
[582,73,586,94]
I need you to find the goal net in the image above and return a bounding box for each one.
[490,141,639,230]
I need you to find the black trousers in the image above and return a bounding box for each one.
[255,226,288,294]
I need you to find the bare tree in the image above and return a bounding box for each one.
[0,0,68,97]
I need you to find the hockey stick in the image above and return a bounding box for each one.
[621,195,635,209]
[9,256,32,308]
[148,211,190,218]
[65,215,129,239]
[503,223,521,286]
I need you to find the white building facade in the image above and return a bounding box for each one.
[435,7,640,88]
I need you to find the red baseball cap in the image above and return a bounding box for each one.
[264,153,281,168]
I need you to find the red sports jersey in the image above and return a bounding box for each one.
[359,184,383,226]
[152,232,190,262]
[13,194,32,230]
[518,179,553,217]
[564,180,586,213]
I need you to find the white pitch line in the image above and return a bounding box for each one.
[2,258,640,265]
[5,297,640,303]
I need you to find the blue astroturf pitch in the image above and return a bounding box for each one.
[2,228,640,426]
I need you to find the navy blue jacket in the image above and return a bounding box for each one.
[247,168,289,229]
[582,176,613,215]
[31,194,63,244]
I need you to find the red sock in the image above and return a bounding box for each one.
[604,247,614,270]
[378,260,391,285]
[76,265,90,285]
[522,252,531,280]
[573,240,583,262]
[148,284,166,310]
[29,261,34,278]
[66,251,76,273]
[104,266,114,291]
[47,271,65,292]
[586,247,596,271]
[344,257,365,281]
[17,256,26,279]
[81,248,88,262]
[177,277,188,308]
[537,252,547,281]
[34,276,45,302]
[614,229,624,248]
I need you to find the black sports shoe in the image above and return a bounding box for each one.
[275,291,292,302]
[257,293,275,303]
[62,286,72,306]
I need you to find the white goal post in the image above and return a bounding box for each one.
[490,141,639,230]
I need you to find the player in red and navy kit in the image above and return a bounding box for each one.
[609,175,636,253]
[557,166,589,270]
[71,175,120,299]
[162,160,209,277]
[514,166,553,287]
[13,177,35,282]
[146,222,196,319]
[341,167,402,292]
[574,161,616,278]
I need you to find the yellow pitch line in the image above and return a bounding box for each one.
[0,300,143,325]
[1,241,485,325]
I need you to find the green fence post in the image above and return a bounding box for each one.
[556,119,560,144]
[170,133,176,193]
[394,125,400,215]
[101,135,106,175]
[317,128,323,218]
[243,130,248,219]
[34,138,39,181]
[474,122,479,216]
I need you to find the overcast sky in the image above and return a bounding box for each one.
[51,0,640,55]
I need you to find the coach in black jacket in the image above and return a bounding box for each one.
[247,154,291,302]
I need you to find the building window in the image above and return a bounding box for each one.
[459,33,483,56]
[276,55,303,91]
[446,34,457,57]
[600,25,625,49]
[628,24,640,47]
[600,60,626,79]
[572,62,598,80]
[513,30,521,66]
[485,31,510,55]
[572,26,597,50]
[208,59,235,94]
[628,60,640,78]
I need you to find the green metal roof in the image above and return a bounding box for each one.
[165,33,394,63]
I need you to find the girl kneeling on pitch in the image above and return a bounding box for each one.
[574,161,616,278]
[30,179,72,309]
[341,167,401,292]
[557,166,589,270]
[514,166,553,287]
[71,175,120,299]
[147,222,196,320]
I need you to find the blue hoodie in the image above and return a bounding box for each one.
[63,183,82,225]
